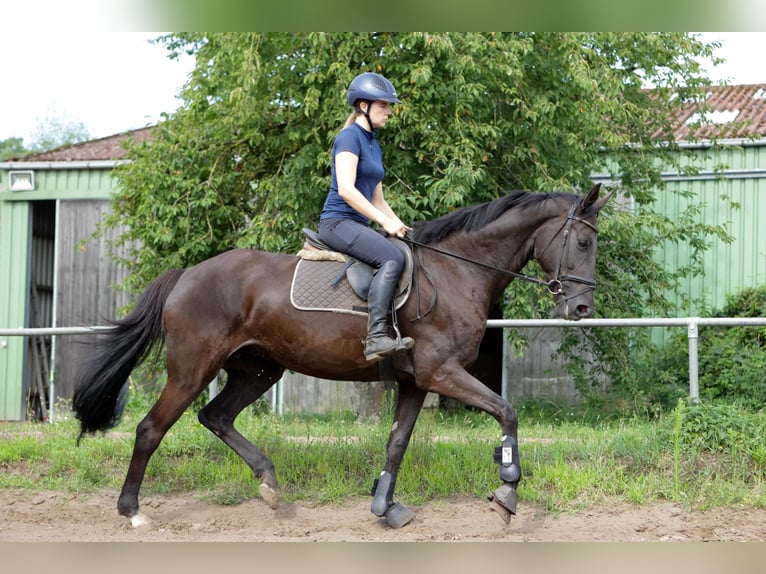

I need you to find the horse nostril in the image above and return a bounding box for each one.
[576,304,591,317]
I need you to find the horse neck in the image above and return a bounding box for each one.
[471,200,562,273]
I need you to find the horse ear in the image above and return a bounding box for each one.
[578,183,612,215]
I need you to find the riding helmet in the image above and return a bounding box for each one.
[347,72,401,106]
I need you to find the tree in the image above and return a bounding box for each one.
[27,110,91,152]
[104,33,730,410]
[0,137,28,161]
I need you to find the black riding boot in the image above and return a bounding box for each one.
[364,260,414,361]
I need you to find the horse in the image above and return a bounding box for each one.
[73,183,611,529]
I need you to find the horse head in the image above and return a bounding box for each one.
[534,183,612,320]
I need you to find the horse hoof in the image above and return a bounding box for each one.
[384,502,416,529]
[259,482,280,509]
[487,483,518,525]
[130,513,150,528]
[488,499,513,525]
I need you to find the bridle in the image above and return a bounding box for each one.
[534,201,598,302]
[401,200,598,302]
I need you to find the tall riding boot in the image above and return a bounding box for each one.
[364,260,414,361]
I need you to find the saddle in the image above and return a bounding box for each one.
[290,228,413,316]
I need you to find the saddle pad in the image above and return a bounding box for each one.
[291,259,368,316]
[290,258,410,316]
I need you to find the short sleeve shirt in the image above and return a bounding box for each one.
[320,123,384,225]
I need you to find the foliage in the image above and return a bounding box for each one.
[649,285,766,411]
[665,399,766,455]
[101,33,731,406]
[0,137,28,161]
[26,110,91,152]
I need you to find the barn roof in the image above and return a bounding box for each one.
[5,126,155,163]
[664,83,766,142]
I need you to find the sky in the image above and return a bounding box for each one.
[1,32,765,146]
[0,33,194,145]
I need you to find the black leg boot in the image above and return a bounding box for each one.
[364,260,414,361]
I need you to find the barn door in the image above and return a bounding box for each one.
[26,200,55,421]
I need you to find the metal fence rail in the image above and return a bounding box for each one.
[3,317,766,417]
[487,317,766,402]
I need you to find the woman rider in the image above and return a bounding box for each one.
[318,72,414,362]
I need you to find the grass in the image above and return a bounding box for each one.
[1,398,764,514]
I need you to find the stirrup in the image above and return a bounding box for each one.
[364,335,398,361]
[395,336,414,352]
[389,300,413,352]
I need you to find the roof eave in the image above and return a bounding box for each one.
[0,159,128,170]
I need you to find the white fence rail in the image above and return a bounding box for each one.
[487,317,766,403]
[3,317,766,417]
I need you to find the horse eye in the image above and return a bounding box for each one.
[577,239,590,250]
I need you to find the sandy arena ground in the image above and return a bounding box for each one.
[1,487,763,542]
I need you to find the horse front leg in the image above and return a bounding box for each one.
[426,361,521,525]
[371,382,427,528]
[487,412,521,525]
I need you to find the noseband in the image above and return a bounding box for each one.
[401,199,598,300]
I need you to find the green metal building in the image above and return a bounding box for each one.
[593,84,766,314]
[0,129,148,420]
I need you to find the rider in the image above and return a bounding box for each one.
[318,71,414,362]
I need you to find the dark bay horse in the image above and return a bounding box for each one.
[73,183,610,528]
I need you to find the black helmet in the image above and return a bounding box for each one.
[347,72,401,106]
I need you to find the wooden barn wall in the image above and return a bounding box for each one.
[0,201,30,420]
[279,374,396,416]
[54,199,131,400]
[28,168,117,201]
[504,328,581,405]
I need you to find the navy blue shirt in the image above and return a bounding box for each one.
[320,122,384,225]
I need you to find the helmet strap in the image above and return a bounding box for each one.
[360,100,376,133]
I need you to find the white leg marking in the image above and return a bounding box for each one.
[130,513,149,528]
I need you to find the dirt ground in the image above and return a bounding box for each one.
[1,487,763,542]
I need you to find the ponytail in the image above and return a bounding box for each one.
[342,110,361,130]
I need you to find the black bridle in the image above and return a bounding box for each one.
[534,202,598,301]
[401,200,598,301]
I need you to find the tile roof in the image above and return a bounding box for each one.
[8,126,155,163]
[668,83,766,142]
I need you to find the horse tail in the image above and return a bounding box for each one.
[73,268,186,442]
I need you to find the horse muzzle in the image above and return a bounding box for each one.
[553,276,596,321]
[561,300,593,321]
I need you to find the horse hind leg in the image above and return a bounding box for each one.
[197,360,284,509]
[117,370,211,526]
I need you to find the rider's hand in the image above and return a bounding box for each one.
[381,216,411,238]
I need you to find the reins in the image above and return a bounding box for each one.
[400,200,599,299]
[401,235,556,292]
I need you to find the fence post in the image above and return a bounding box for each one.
[501,328,508,401]
[209,375,219,400]
[687,319,700,402]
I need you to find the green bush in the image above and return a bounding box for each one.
[652,285,766,411]
[667,400,766,453]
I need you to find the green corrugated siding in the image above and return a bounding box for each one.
[653,144,766,314]
[0,200,30,420]
[2,168,117,202]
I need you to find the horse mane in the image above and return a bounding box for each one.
[412,190,577,245]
